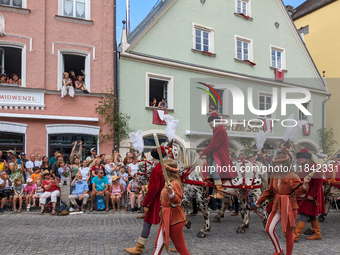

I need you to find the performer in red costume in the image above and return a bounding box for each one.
[199,112,238,199]
[255,154,310,255]
[124,147,166,254]
[294,148,325,242]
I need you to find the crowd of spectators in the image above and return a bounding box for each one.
[61,70,89,98]
[0,73,22,85]
[0,144,147,215]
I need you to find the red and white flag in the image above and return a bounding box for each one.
[275,68,284,81]
[303,123,310,135]
[263,119,272,132]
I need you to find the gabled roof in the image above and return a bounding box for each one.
[127,0,175,45]
[292,0,337,20]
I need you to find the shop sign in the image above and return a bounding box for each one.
[0,89,45,109]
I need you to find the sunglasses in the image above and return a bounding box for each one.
[99,172,104,174]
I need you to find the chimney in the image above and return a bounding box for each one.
[126,0,130,36]
[286,5,294,16]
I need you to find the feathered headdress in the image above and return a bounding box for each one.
[164,115,179,142]
[129,130,144,153]
[283,114,307,142]
[254,129,271,150]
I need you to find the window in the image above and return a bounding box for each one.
[237,40,249,60]
[143,135,167,153]
[146,73,173,109]
[298,25,309,35]
[209,88,224,115]
[259,94,272,118]
[299,102,312,123]
[192,23,215,54]
[270,46,286,70]
[237,0,247,15]
[0,0,22,8]
[0,132,25,154]
[61,0,90,20]
[0,46,22,85]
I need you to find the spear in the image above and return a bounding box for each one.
[153,133,170,185]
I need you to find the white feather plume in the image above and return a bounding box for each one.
[129,130,144,153]
[283,114,307,141]
[164,115,179,142]
[255,129,271,150]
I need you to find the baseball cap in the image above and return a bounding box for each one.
[90,148,96,152]
[19,152,26,156]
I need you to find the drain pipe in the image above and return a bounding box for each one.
[322,94,331,152]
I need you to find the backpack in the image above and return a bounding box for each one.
[58,200,69,216]
[94,196,106,211]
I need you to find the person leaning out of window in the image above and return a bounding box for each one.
[158,98,167,109]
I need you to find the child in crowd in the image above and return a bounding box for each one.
[91,158,102,178]
[127,173,144,213]
[111,175,124,212]
[58,161,70,178]
[119,165,129,212]
[24,178,36,211]
[30,166,42,183]
[13,177,25,213]
[33,179,43,207]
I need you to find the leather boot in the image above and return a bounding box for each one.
[137,210,147,219]
[293,221,306,242]
[124,237,147,254]
[210,180,224,199]
[306,220,322,240]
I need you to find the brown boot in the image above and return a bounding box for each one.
[210,180,224,200]
[293,221,306,242]
[124,237,147,254]
[306,220,322,240]
[137,210,147,219]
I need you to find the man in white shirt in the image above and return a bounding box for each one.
[25,153,39,179]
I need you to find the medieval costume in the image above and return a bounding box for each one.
[294,148,325,242]
[200,112,237,199]
[256,154,309,255]
[124,148,166,255]
[153,160,189,255]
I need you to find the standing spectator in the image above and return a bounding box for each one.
[39,170,61,215]
[99,154,106,169]
[123,157,132,181]
[7,150,15,164]
[126,152,133,163]
[128,156,139,179]
[18,152,28,174]
[57,160,70,178]
[127,173,144,213]
[158,98,167,109]
[30,167,42,183]
[86,148,97,165]
[70,157,80,180]
[119,165,129,212]
[35,153,42,167]
[90,169,110,212]
[91,158,102,178]
[13,177,25,213]
[9,155,24,183]
[40,156,51,172]
[69,70,77,86]
[61,72,74,98]
[33,179,43,207]
[111,175,124,212]
[0,171,13,213]
[24,178,36,211]
[25,153,39,180]
[75,75,89,93]
[51,153,63,179]
[69,173,89,212]
[104,156,118,185]
[70,141,83,164]
[49,151,58,165]
[78,160,91,184]
[0,150,8,172]
[9,73,21,85]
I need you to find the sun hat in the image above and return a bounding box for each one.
[111,175,119,182]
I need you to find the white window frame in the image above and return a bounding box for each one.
[145,72,174,109]
[235,35,253,61]
[58,0,91,20]
[57,49,91,91]
[270,45,286,70]
[0,0,27,8]
[192,23,215,53]
[258,92,273,119]
[0,41,26,87]
[235,0,251,17]
[299,100,313,124]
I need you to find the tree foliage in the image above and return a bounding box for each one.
[239,138,256,157]
[317,128,338,155]
[95,87,131,146]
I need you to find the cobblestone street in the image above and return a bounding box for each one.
[1,209,339,255]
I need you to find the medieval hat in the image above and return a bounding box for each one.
[207,112,221,123]
[151,146,166,160]
[296,148,312,159]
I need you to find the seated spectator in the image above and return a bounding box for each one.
[99,154,106,169]
[86,148,97,165]
[61,72,74,98]
[123,157,132,181]
[119,165,129,212]
[104,156,118,185]
[90,169,110,212]
[57,160,70,178]
[150,97,157,107]
[127,173,144,213]
[51,154,63,179]
[75,75,89,93]
[39,170,61,215]
[9,73,21,86]
[40,156,51,172]
[30,166,42,183]
[0,73,8,83]
[49,151,58,165]
[91,158,102,178]
[24,178,36,211]
[69,173,89,212]
[0,149,8,172]
[158,98,167,109]
[13,177,24,213]
[78,160,91,184]
[33,179,43,207]
[128,156,139,179]
[110,175,124,212]
[0,170,13,213]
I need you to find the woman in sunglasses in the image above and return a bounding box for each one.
[39,170,61,215]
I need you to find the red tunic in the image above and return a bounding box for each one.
[142,163,165,225]
[201,125,237,179]
[297,162,325,216]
